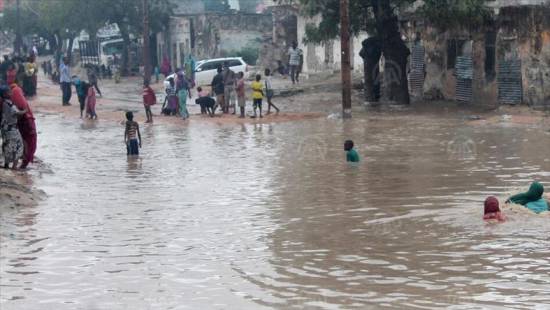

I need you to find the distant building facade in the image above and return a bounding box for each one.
[402,0,550,107]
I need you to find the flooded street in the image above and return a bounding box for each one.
[1,110,549,309]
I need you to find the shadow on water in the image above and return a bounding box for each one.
[1,112,549,309]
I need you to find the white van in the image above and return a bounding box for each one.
[164,57,249,89]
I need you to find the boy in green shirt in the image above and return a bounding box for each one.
[345,140,360,162]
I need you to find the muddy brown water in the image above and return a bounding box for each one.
[1,111,549,309]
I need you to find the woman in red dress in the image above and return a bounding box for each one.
[9,82,37,169]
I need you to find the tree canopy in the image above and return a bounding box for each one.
[203,0,230,12]
[0,0,171,47]
[281,0,491,44]
[0,0,171,73]
[277,0,493,105]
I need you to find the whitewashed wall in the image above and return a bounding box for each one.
[297,14,369,76]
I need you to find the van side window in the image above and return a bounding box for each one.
[199,62,214,71]
[205,61,223,71]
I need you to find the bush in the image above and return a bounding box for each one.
[222,43,260,65]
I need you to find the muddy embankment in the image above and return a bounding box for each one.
[0,170,44,209]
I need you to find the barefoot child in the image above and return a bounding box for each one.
[73,76,88,118]
[85,82,97,119]
[251,74,263,118]
[164,78,178,116]
[142,81,156,123]
[196,86,208,114]
[344,140,360,162]
[124,111,141,156]
[236,72,246,118]
[264,68,279,114]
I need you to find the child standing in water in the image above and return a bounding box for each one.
[85,81,97,119]
[73,76,87,118]
[251,74,263,118]
[196,86,208,114]
[344,140,360,162]
[483,196,506,222]
[154,66,160,84]
[124,111,141,156]
[142,81,156,123]
[264,68,279,114]
[236,72,246,118]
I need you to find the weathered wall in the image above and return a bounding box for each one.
[297,14,368,76]
[402,5,550,107]
[193,13,272,59]
[162,13,272,68]
[499,6,550,107]
[168,16,192,68]
[261,5,299,70]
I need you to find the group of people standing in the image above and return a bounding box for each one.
[0,53,39,170]
[209,63,279,119]
[56,56,101,119]
[151,43,306,122]
[0,54,39,98]
[0,81,37,170]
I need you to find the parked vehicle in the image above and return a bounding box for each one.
[79,39,123,67]
[164,57,249,89]
[79,38,141,74]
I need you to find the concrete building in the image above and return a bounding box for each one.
[265,3,368,77]
[297,15,368,76]
[402,0,550,107]
[156,1,272,69]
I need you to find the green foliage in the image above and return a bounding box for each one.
[238,0,261,13]
[0,5,42,37]
[420,0,492,30]
[236,46,259,65]
[0,0,171,41]
[203,0,230,12]
[294,0,417,43]
[223,43,260,65]
[284,0,491,43]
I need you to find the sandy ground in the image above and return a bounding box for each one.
[0,169,45,209]
[27,69,327,126]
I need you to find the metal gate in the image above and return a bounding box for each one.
[78,41,100,66]
[409,43,425,98]
[498,59,523,105]
[455,56,473,102]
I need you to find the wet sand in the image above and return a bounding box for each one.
[29,74,326,125]
[0,170,43,209]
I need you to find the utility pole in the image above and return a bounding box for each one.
[14,0,21,54]
[142,0,151,84]
[340,0,352,118]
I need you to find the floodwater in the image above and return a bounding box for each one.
[1,110,550,309]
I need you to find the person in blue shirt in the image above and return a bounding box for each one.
[344,140,360,163]
[59,57,72,106]
[506,182,549,214]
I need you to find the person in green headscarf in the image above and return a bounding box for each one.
[506,182,549,214]
[184,54,196,87]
